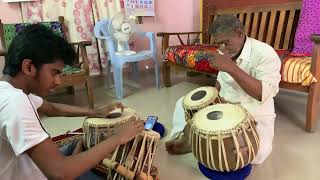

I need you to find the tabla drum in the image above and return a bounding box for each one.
[190,104,260,172]
[83,108,160,179]
[83,108,139,149]
[98,131,160,180]
[183,86,220,124]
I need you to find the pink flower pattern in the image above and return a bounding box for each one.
[21,0,122,74]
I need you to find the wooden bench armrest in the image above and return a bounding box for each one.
[70,41,92,47]
[69,41,92,75]
[311,34,320,80]
[157,32,203,37]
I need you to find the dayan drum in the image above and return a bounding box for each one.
[183,86,221,124]
[83,108,160,179]
[83,108,139,149]
[190,104,260,172]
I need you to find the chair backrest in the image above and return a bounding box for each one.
[202,2,302,50]
[94,19,130,54]
[94,19,111,39]
[0,17,66,50]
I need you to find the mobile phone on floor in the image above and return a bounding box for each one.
[144,116,158,130]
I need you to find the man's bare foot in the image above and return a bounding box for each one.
[165,132,191,155]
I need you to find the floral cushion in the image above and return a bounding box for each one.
[163,45,219,74]
[163,45,316,86]
[3,22,82,75]
[3,22,64,49]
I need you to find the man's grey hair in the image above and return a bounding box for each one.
[209,15,245,35]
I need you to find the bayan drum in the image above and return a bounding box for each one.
[190,104,259,172]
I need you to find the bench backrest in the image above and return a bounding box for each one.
[202,1,302,50]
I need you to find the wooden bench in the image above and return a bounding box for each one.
[157,1,320,132]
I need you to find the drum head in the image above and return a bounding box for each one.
[183,86,218,110]
[192,104,247,132]
[85,108,138,125]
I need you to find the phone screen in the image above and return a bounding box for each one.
[144,116,158,130]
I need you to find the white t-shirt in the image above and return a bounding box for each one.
[0,81,49,180]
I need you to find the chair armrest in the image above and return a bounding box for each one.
[156,32,203,54]
[70,41,92,47]
[71,41,92,75]
[0,49,7,56]
[143,32,156,53]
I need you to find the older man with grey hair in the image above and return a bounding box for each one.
[166,15,281,164]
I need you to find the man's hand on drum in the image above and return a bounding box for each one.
[114,119,145,144]
[92,102,125,118]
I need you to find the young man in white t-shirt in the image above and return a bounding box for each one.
[0,24,145,180]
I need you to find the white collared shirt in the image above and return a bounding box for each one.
[217,37,281,117]
[217,37,281,164]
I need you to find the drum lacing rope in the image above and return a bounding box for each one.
[241,125,254,164]
[139,136,152,171]
[143,136,159,179]
[205,133,213,170]
[220,133,230,172]
[199,134,204,166]
[116,143,130,180]
[209,135,217,170]
[195,129,199,161]
[141,137,154,175]
[150,137,159,178]
[231,130,244,170]
[135,135,147,173]
[125,135,140,170]
[218,133,222,171]
[217,133,229,172]
[248,115,260,151]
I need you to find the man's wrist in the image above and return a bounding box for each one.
[226,62,239,75]
[86,109,97,117]
[111,134,123,145]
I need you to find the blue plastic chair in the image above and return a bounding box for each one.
[94,19,160,99]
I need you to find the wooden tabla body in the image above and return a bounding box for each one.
[83,108,138,149]
[83,108,160,179]
[100,130,160,180]
[183,86,220,124]
[190,104,260,172]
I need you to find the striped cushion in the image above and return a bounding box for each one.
[281,55,317,86]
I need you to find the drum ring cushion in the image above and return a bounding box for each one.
[152,122,165,138]
[198,162,252,180]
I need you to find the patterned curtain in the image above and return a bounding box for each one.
[21,0,124,75]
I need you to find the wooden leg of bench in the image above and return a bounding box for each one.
[85,78,95,109]
[163,61,171,87]
[306,82,320,132]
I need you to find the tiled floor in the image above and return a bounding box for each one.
[41,70,320,180]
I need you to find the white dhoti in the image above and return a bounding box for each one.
[169,96,275,165]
